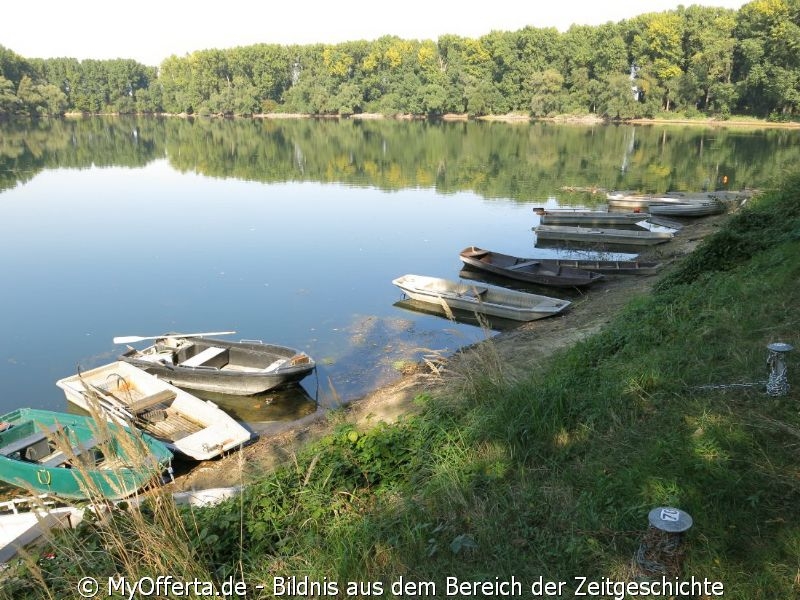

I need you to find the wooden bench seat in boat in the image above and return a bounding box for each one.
[0,429,57,457]
[39,436,101,467]
[508,260,540,270]
[179,346,227,368]
[127,390,177,414]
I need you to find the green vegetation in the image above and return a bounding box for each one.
[6,174,799,598]
[2,116,799,198]
[2,2,800,119]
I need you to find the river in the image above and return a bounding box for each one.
[1,117,797,425]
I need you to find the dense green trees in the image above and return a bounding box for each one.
[0,48,156,116]
[1,1,799,119]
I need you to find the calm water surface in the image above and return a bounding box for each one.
[1,118,798,425]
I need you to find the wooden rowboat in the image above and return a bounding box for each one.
[392,274,570,322]
[530,257,662,276]
[534,224,673,246]
[534,208,649,226]
[606,192,690,209]
[647,201,725,217]
[459,246,603,287]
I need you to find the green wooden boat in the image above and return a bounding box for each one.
[0,408,172,500]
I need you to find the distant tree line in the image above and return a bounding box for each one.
[1,1,799,120]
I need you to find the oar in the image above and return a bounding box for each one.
[113,331,236,344]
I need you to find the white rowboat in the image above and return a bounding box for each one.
[392,274,570,322]
[56,362,253,461]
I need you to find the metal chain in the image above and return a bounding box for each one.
[691,345,791,395]
[766,352,790,396]
[634,527,685,576]
[690,380,767,392]
[766,377,789,396]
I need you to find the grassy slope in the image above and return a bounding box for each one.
[227,174,800,597]
[8,176,799,599]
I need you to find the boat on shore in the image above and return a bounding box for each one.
[0,496,85,563]
[116,333,315,396]
[647,201,726,217]
[606,190,735,211]
[0,408,172,500]
[530,257,662,276]
[534,208,649,226]
[534,224,673,246]
[392,274,570,322]
[56,362,253,461]
[459,247,604,287]
[607,196,688,210]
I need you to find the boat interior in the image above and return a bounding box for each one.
[81,374,203,441]
[132,340,300,373]
[0,423,105,468]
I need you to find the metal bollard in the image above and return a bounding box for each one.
[635,507,693,576]
[766,342,793,397]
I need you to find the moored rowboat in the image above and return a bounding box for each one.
[392,274,570,321]
[534,208,649,226]
[532,257,662,276]
[647,201,725,217]
[0,408,172,500]
[534,224,673,246]
[117,334,315,396]
[56,362,253,461]
[459,246,603,287]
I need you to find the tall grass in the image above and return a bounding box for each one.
[0,407,239,600]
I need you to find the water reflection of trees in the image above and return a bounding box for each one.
[1,117,798,197]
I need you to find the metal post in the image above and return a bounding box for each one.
[766,342,793,397]
[635,507,693,576]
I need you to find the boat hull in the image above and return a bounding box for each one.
[647,202,725,217]
[120,338,315,395]
[534,258,662,276]
[536,210,648,226]
[459,246,603,287]
[534,225,672,246]
[392,274,570,322]
[0,408,172,500]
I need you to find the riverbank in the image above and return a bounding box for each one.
[60,110,800,129]
[171,211,726,492]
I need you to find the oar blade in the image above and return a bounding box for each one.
[112,331,236,345]
[113,335,145,344]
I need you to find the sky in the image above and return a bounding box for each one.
[2,1,750,67]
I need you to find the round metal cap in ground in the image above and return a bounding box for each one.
[768,342,794,353]
[648,507,693,533]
